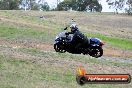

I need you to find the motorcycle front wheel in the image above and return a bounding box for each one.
[54,43,66,53]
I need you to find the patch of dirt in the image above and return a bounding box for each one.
[0,39,132,59]
[104,46,132,58]
[0,39,53,51]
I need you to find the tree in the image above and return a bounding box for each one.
[38,0,50,11]
[85,0,102,12]
[29,0,37,10]
[0,0,19,10]
[106,0,125,14]
[57,0,102,12]
[106,0,132,15]
[57,0,73,11]
[41,2,50,11]
[19,0,39,10]
[126,0,132,15]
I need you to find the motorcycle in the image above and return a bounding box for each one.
[54,27,104,58]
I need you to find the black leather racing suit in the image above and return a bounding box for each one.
[67,29,88,51]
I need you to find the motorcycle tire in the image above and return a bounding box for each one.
[54,43,66,53]
[89,46,103,58]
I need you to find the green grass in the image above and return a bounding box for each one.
[1,45,132,88]
[0,55,75,88]
[0,26,46,38]
[0,25,56,43]
[85,33,132,50]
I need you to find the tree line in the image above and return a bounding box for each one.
[0,0,102,12]
[57,0,102,12]
[0,0,50,11]
[0,0,132,15]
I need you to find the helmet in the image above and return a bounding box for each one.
[70,24,78,32]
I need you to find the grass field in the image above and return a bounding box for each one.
[0,10,132,88]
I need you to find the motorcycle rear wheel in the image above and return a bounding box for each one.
[89,46,103,58]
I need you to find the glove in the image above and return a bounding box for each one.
[64,27,68,30]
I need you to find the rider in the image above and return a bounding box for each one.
[66,24,88,51]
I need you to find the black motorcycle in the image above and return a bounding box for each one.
[54,27,104,58]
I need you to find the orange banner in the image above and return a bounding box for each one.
[76,67,131,85]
